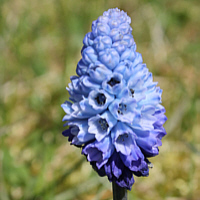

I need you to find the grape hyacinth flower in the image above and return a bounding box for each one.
[61,8,167,193]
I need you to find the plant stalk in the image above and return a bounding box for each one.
[112,181,127,200]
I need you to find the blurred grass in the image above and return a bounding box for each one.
[0,0,200,200]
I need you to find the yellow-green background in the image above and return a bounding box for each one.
[0,0,200,199]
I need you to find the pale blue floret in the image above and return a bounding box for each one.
[108,95,137,124]
[102,73,125,95]
[82,46,98,65]
[99,48,120,69]
[93,36,112,51]
[88,110,117,141]
[88,61,112,83]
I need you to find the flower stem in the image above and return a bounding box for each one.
[112,181,127,200]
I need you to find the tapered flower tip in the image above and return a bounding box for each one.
[62,8,167,190]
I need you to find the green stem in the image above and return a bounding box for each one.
[112,181,127,200]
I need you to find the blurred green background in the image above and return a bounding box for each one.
[0,0,200,199]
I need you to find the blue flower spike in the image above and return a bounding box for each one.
[62,8,167,191]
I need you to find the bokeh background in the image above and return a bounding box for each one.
[0,0,200,199]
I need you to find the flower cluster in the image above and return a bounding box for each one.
[62,8,167,190]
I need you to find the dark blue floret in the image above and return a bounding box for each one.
[62,8,167,190]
